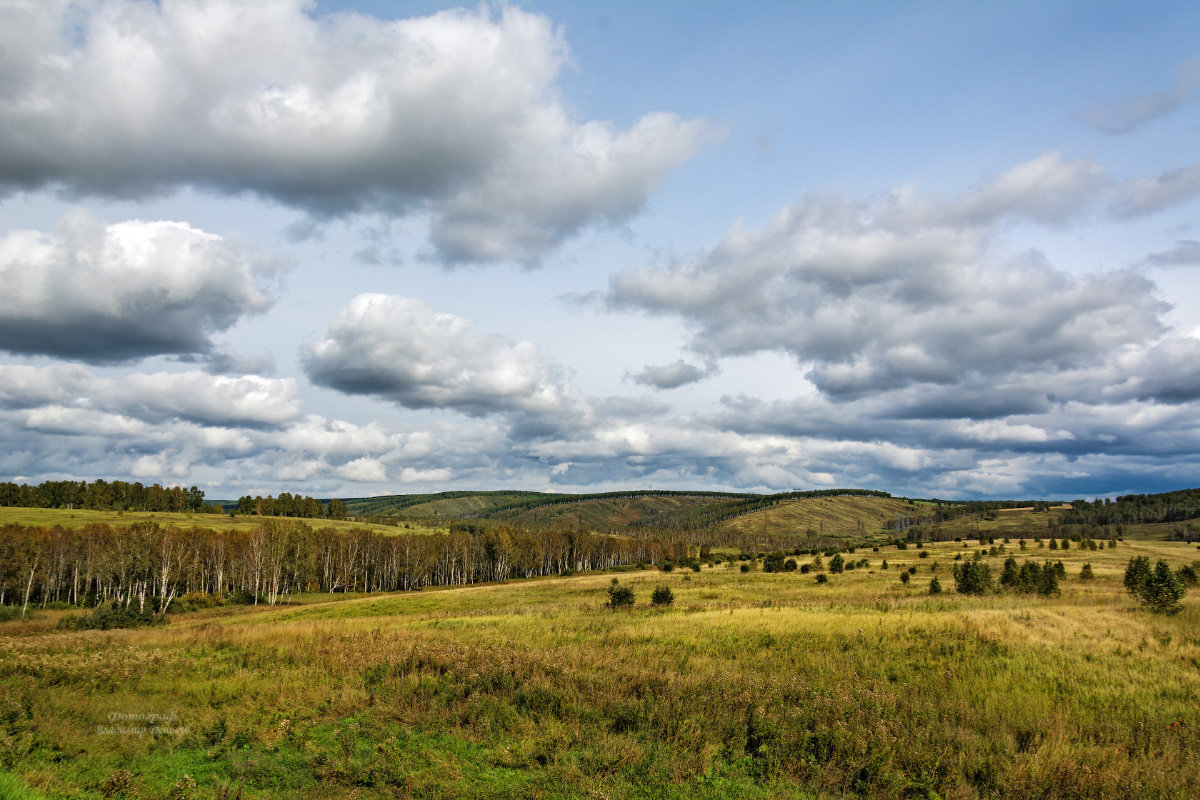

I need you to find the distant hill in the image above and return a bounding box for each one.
[714,495,926,545]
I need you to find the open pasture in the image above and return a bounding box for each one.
[0,507,447,537]
[1,538,1198,799]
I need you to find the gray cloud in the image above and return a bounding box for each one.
[1081,56,1200,134]
[0,1,718,265]
[608,158,1166,400]
[303,293,587,419]
[1112,162,1200,218]
[1143,240,1200,269]
[0,212,277,363]
[629,359,715,390]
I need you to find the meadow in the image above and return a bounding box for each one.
[0,507,447,537]
[1,535,1198,799]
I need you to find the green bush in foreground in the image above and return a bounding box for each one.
[606,579,635,610]
[1125,557,1187,615]
[953,561,993,595]
[56,605,165,631]
[650,585,675,606]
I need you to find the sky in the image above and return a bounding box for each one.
[1,0,1199,501]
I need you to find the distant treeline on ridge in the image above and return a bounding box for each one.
[0,479,206,513]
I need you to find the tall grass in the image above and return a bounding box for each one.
[0,539,1197,798]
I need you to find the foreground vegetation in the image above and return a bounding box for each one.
[2,535,1197,799]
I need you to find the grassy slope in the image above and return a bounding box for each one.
[2,539,1198,799]
[347,492,544,518]
[498,495,743,529]
[715,495,927,542]
[0,507,446,537]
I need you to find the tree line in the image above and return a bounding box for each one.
[234,493,347,519]
[0,520,667,615]
[0,479,206,513]
[1059,489,1200,527]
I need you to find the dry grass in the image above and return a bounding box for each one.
[1,538,1198,799]
[0,506,447,536]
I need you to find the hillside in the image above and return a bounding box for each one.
[346,491,544,518]
[714,494,926,546]
[492,493,747,530]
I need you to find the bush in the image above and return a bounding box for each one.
[1127,559,1186,615]
[0,606,29,623]
[659,561,676,573]
[815,574,828,584]
[953,561,993,595]
[829,554,845,574]
[1080,563,1095,580]
[606,579,635,610]
[929,577,942,594]
[57,605,165,631]
[739,564,751,573]
[1177,564,1199,587]
[899,572,910,584]
[650,585,674,607]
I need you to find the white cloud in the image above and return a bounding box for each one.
[0,1,718,264]
[0,211,276,362]
[303,293,587,418]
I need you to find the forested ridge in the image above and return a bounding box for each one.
[1060,489,1200,526]
[0,479,208,513]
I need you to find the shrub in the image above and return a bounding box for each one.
[1178,564,1199,587]
[918,550,929,559]
[1080,563,1095,581]
[659,561,676,573]
[799,563,811,574]
[929,577,942,594]
[606,579,635,610]
[783,558,798,572]
[880,559,889,570]
[899,572,910,584]
[740,564,751,573]
[1124,556,1152,593]
[829,554,845,574]
[1128,560,1186,615]
[953,561,993,595]
[650,585,674,607]
[815,574,828,584]
[57,605,165,631]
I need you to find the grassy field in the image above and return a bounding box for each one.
[0,507,448,537]
[2,537,1198,799]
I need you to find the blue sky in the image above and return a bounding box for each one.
[0,0,1198,500]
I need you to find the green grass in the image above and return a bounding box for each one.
[0,771,46,800]
[0,506,447,536]
[1,539,1198,798]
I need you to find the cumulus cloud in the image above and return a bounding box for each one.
[1082,55,1200,134]
[0,211,277,362]
[628,359,715,390]
[0,1,718,264]
[0,365,302,429]
[608,157,1166,400]
[303,293,585,418]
